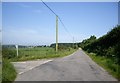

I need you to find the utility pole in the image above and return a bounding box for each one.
[56,15,58,52]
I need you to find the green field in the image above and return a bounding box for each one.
[3,47,77,61]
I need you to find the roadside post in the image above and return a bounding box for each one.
[15,45,18,57]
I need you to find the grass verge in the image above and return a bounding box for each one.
[0,64,1,83]
[2,59,17,82]
[0,51,2,83]
[85,51,120,80]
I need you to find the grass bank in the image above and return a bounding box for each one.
[9,47,77,62]
[86,51,120,80]
[0,50,2,83]
[2,59,17,82]
[0,64,1,83]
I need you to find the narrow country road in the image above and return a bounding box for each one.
[14,49,117,81]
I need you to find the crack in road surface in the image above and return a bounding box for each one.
[14,49,118,81]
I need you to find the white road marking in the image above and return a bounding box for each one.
[18,60,52,75]
[29,67,34,70]
[19,72,24,74]
[42,60,52,64]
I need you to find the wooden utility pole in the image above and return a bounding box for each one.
[56,16,58,52]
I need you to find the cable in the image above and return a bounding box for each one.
[41,0,73,38]
[41,0,57,16]
[58,16,73,38]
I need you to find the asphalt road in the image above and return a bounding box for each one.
[14,49,117,81]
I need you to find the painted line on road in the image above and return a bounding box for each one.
[18,60,53,75]
[42,60,53,64]
[19,72,24,75]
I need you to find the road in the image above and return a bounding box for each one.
[14,49,117,81]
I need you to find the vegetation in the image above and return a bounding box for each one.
[2,59,17,82]
[2,46,77,82]
[3,26,120,81]
[50,43,78,49]
[2,48,16,59]
[78,35,96,48]
[79,25,120,80]
[86,52,120,80]
[0,44,2,83]
[2,47,77,62]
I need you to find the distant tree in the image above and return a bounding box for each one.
[44,45,46,47]
[79,35,96,49]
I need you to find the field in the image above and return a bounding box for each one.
[7,47,77,61]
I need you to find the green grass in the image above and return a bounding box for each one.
[86,52,120,80]
[2,59,17,82]
[0,65,2,83]
[0,50,2,83]
[9,47,77,62]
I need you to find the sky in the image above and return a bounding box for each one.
[2,0,120,2]
[0,2,1,44]
[2,2,118,45]
[118,2,120,25]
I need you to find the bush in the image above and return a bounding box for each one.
[81,25,120,65]
[81,25,120,80]
[114,43,120,65]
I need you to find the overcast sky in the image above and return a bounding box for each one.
[2,2,118,45]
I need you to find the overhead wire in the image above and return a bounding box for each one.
[58,17,73,38]
[41,0,57,16]
[41,0,74,39]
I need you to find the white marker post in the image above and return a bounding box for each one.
[15,45,18,57]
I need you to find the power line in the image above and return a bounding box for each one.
[58,17,73,38]
[41,0,57,16]
[41,0,73,38]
